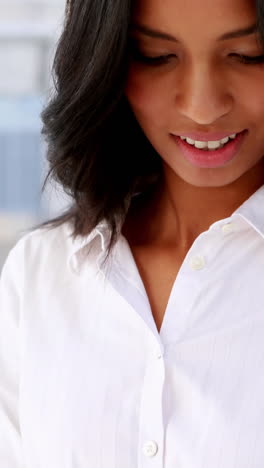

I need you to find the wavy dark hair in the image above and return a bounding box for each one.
[41,0,161,252]
[41,0,264,252]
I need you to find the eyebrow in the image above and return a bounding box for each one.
[130,23,258,42]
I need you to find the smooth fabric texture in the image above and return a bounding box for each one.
[1,185,264,468]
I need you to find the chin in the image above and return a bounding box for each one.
[166,162,244,189]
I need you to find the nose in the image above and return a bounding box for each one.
[175,63,233,125]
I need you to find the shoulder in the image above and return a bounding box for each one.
[1,222,75,283]
[20,221,74,258]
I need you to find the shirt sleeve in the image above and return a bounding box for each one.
[0,243,24,467]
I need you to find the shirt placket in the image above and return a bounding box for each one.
[138,339,165,468]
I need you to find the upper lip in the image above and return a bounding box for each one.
[173,130,245,141]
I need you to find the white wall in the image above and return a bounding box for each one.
[0,0,65,95]
[0,0,70,269]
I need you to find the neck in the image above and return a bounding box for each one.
[123,158,264,251]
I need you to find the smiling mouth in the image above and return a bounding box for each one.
[176,130,246,151]
[171,129,248,169]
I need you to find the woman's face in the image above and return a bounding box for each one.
[125,0,264,188]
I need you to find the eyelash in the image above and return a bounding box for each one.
[131,50,264,67]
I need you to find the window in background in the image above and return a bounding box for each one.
[0,0,70,270]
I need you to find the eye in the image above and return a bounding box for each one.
[229,53,264,65]
[134,53,176,66]
[129,45,177,66]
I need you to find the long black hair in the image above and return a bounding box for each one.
[41,0,264,252]
[41,0,161,252]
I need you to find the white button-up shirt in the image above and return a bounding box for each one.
[1,185,264,468]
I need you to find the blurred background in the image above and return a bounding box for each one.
[0,0,70,270]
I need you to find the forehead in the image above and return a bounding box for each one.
[131,0,256,38]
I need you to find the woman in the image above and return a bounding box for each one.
[1,0,264,466]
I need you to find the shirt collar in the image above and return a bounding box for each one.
[67,220,111,274]
[68,184,264,274]
[231,183,264,239]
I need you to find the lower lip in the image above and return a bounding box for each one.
[171,130,248,168]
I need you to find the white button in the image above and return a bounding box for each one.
[222,223,235,234]
[190,255,206,271]
[155,346,164,360]
[142,440,158,457]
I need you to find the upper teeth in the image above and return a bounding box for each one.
[180,133,237,150]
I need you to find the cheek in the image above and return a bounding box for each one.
[125,67,170,123]
[237,76,264,134]
[244,81,264,118]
